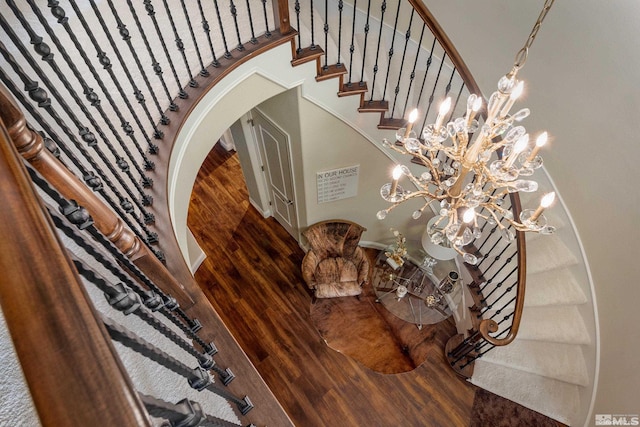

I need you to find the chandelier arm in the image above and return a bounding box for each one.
[410,152,443,184]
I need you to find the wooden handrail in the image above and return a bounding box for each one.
[408,1,527,347]
[0,85,194,309]
[0,117,152,427]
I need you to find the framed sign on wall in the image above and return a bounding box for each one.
[316,165,359,203]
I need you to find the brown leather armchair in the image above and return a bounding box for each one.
[301,220,370,299]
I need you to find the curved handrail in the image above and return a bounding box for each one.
[408,0,527,347]
[0,119,152,426]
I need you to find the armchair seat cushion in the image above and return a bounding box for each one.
[316,258,358,284]
[311,258,362,298]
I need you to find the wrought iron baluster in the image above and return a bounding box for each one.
[420,50,447,131]
[102,315,253,414]
[346,0,357,86]
[322,0,329,70]
[244,0,258,44]
[444,67,455,97]
[414,36,436,111]
[82,0,165,140]
[482,244,512,273]
[40,188,210,350]
[196,0,221,67]
[390,8,414,117]
[159,0,198,87]
[482,279,518,313]
[229,0,245,51]
[485,296,517,321]
[29,0,157,187]
[336,0,343,66]
[71,256,213,369]
[477,224,500,255]
[381,0,401,109]
[179,0,209,76]
[402,22,425,115]
[213,0,232,58]
[368,0,386,102]
[142,0,188,99]
[483,255,517,293]
[310,0,316,50]
[0,61,149,242]
[480,269,517,305]
[125,0,179,110]
[140,394,240,427]
[103,0,172,125]
[294,1,302,54]
[42,0,157,174]
[0,13,155,235]
[261,0,271,38]
[358,0,371,87]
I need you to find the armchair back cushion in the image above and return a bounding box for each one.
[302,220,369,298]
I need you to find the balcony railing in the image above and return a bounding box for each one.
[0,1,528,424]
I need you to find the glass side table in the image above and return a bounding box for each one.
[372,250,461,329]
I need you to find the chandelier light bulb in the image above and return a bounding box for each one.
[455,209,476,239]
[463,208,476,224]
[404,108,419,138]
[408,108,419,123]
[435,97,452,130]
[472,96,483,112]
[530,192,556,221]
[389,165,403,197]
[541,191,556,208]
[466,95,483,127]
[527,131,548,161]
[505,134,529,168]
[439,97,452,116]
[500,80,524,117]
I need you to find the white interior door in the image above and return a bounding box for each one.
[252,110,298,238]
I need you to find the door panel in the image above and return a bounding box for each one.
[253,111,298,238]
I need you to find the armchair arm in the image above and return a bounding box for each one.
[301,250,320,289]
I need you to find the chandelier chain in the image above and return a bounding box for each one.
[513,0,555,70]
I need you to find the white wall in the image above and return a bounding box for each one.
[425,0,640,422]
[256,88,427,250]
[170,43,443,266]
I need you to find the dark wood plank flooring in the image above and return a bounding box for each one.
[188,143,476,426]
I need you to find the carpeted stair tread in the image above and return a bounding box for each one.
[478,340,589,386]
[526,235,579,275]
[524,268,587,306]
[483,268,587,309]
[471,360,580,426]
[485,305,591,345]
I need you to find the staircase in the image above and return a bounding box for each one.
[0,0,598,425]
[288,2,598,425]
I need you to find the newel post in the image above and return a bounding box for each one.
[273,0,292,35]
[0,85,194,308]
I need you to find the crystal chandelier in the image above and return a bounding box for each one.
[378,0,556,265]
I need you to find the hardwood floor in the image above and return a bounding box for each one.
[187,143,477,426]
